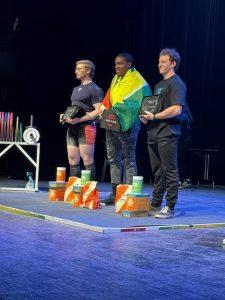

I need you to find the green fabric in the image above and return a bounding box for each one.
[112,84,152,131]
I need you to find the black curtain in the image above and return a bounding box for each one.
[1,0,225,183]
[120,0,225,184]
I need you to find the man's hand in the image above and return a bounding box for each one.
[99,104,107,114]
[140,110,155,121]
[66,118,80,125]
[139,116,148,124]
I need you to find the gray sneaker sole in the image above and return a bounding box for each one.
[153,213,175,219]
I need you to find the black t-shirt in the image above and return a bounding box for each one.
[71,81,103,113]
[147,74,186,143]
[180,101,193,133]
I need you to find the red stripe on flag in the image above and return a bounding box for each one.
[102,89,111,109]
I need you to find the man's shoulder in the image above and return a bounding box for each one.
[88,81,102,90]
[161,74,186,91]
[87,82,103,98]
[171,74,186,87]
[154,74,186,94]
[82,82,102,93]
[131,68,147,81]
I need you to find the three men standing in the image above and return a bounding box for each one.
[61,48,186,219]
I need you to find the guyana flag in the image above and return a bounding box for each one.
[102,67,152,131]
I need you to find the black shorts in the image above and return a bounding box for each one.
[66,123,96,147]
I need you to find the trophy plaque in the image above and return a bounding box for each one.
[139,95,160,115]
[63,105,82,120]
[100,109,121,132]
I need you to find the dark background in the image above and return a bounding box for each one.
[1,0,225,184]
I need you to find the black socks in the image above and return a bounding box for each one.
[70,164,81,177]
[70,163,96,180]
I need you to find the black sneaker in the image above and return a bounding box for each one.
[182,179,191,188]
[179,179,191,189]
[153,206,175,219]
[100,193,115,205]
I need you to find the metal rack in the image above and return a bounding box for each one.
[0,142,40,191]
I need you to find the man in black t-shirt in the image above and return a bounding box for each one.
[60,60,103,179]
[140,48,186,218]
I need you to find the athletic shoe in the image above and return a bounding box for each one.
[179,178,191,189]
[153,206,175,219]
[148,204,161,215]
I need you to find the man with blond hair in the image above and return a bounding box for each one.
[60,59,103,179]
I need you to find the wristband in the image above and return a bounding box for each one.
[152,114,156,120]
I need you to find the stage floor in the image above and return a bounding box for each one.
[0,181,225,233]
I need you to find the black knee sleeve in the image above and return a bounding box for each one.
[70,164,81,177]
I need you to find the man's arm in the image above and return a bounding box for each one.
[155,104,182,119]
[66,103,102,125]
[140,104,182,121]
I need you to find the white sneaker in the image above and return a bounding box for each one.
[153,206,175,219]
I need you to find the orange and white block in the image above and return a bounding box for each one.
[81,181,99,210]
[64,176,81,203]
[115,184,133,213]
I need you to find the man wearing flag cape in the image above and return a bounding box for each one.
[101,53,152,204]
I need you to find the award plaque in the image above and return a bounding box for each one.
[100,109,121,132]
[139,95,160,115]
[63,105,82,120]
